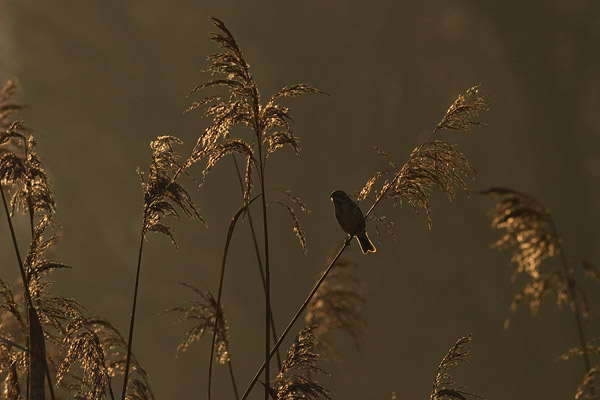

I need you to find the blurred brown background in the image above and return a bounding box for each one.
[1,1,600,399]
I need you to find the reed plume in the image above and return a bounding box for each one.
[305,257,365,360]
[168,283,238,398]
[359,85,487,229]
[430,335,482,400]
[272,326,331,400]
[122,134,204,399]
[89,317,154,400]
[481,188,588,326]
[482,187,559,279]
[169,284,230,362]
[186,17,322,399]
[483,187,596,398]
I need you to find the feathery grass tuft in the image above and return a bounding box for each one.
[306,258,365,360]
[87,317,154,400]
[369,142,475,228]
[272,200,309,254]
[168,283,239,398]
[0,121,55,222]
[481,187,591,327]
[481,187,558,279]
[436,85,488,132]
[359,85,486,230]
[560,340,600,399]
[430,335,482,400]
[0,279,25,333]
[139,135,205,246]
[0,318,27,399]
[273,326,331,400]
[57,330,110,400]
[483,187,597,398]
[168,283,231,363]
[185,18,323,171]
[185,15,322,217]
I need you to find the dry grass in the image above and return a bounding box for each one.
[430,335,482,400]
[483,187,600,399]
[15,14,600,400]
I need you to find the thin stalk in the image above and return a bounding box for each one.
[240,237,351,400]
[208,196,260,399]
[25,200,47,398]
[24,142,33,400]
[120,229,146,400]
[257,152,271,400]
[228,359,240,400]
[1,186,56,400]
[0,337,29,352]
[232,155,282,368]
[25,284,30,400]
[249,85,272,400]
[108,381,115,400]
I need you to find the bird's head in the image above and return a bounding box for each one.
[330,190,348,204]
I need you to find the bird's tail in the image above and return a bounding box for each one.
[356,232,376,254]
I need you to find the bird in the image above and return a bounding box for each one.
[330,190,376,254]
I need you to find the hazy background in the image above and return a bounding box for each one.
[1,1,600,399]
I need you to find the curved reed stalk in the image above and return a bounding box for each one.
[232,154,283,368]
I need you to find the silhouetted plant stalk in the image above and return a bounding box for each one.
[121,136,204,400]
[241,85,488,399]
[232,154,283,369]
[483,188,597,398]
[257,103,273,400]
[186,17,321,399]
